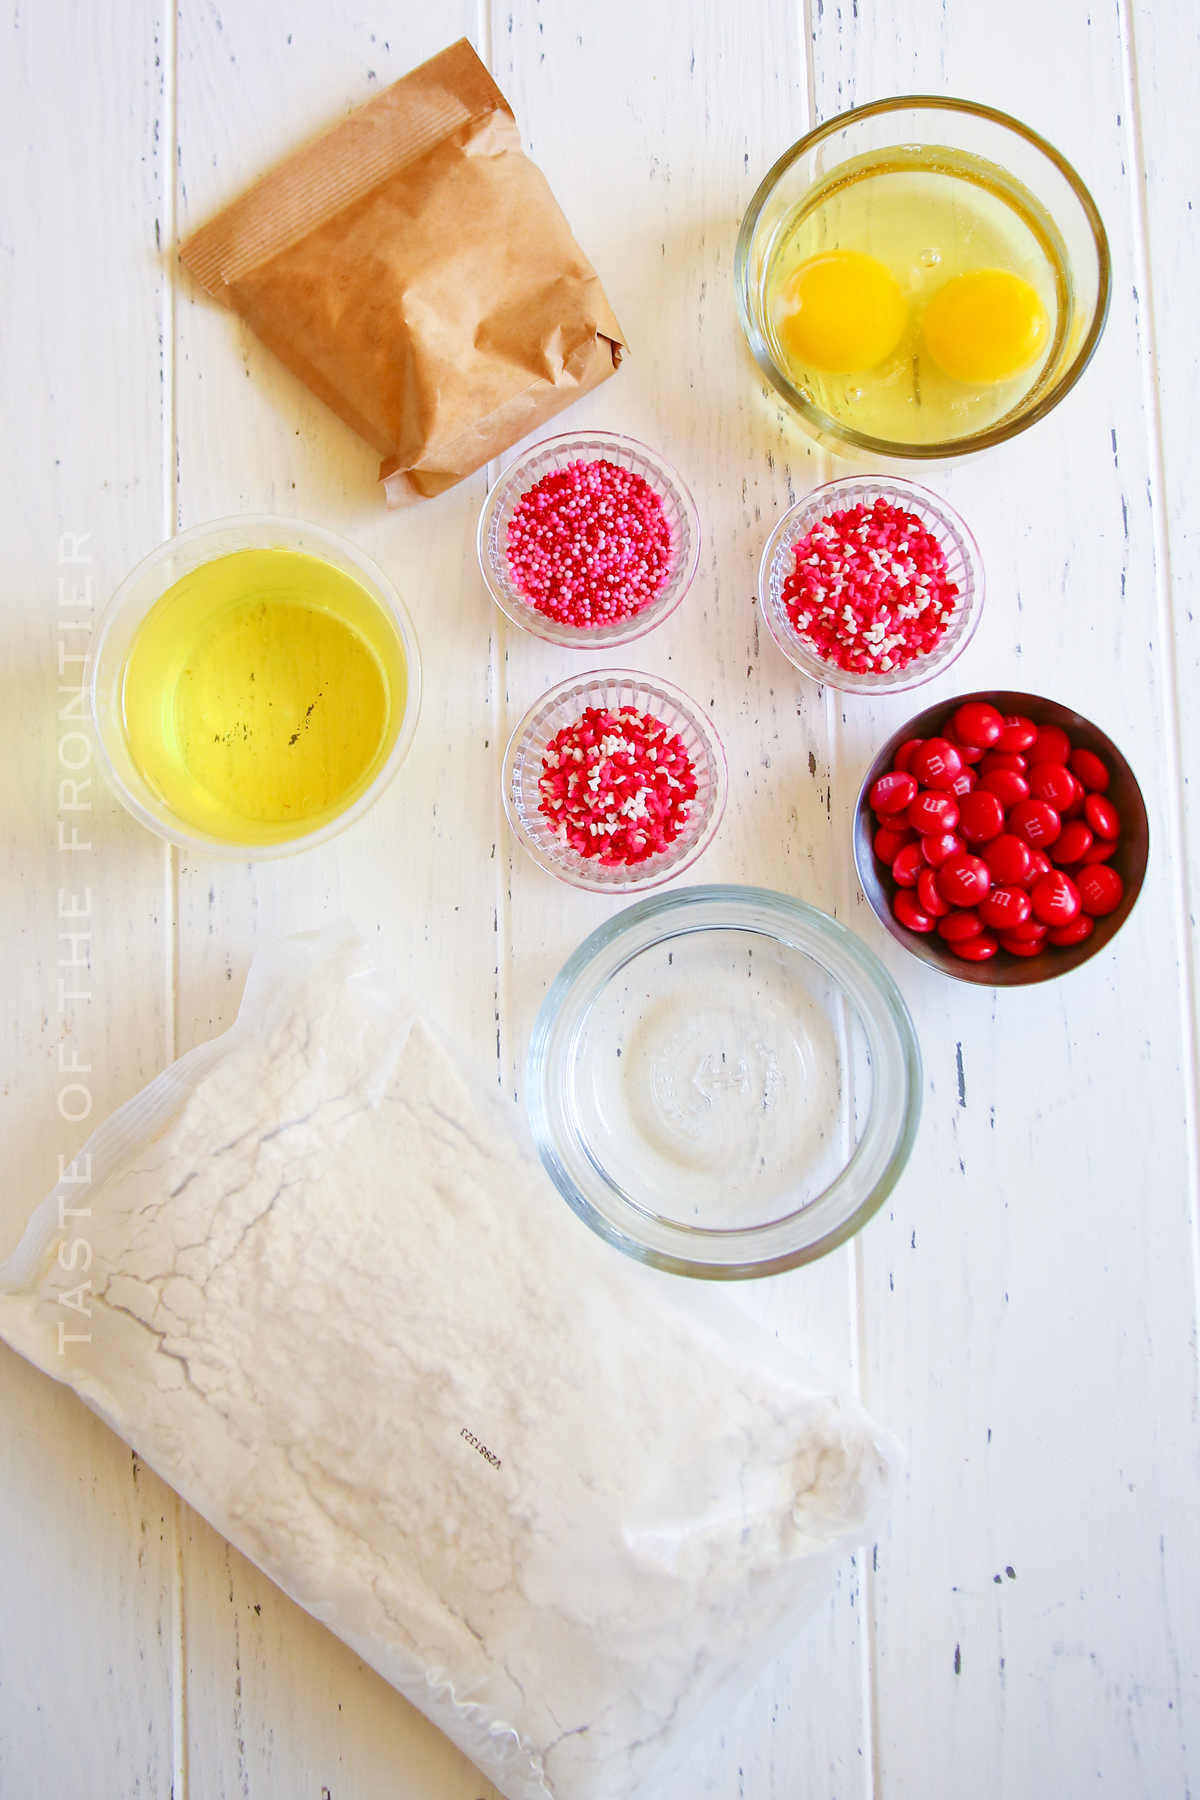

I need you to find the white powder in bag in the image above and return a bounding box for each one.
[0,922,897,1800]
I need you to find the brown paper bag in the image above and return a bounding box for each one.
[180,40,625,506]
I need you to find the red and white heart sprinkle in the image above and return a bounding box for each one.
[538,706,698,865]
[782,498,959,674]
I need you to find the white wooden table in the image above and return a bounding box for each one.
[4,3,1198,1795]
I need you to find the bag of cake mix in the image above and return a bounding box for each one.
[0,921,897,1800]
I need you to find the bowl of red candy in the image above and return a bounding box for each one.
[854,691,1149,985]
[477,432,702,649]
[503,670,728,893]
[759,476,984,694]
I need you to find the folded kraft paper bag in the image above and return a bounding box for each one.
[180,40,625,506]
[0,923,898,1800]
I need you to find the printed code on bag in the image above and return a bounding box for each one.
[461,1427,501,1470]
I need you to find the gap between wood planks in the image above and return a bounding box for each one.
[1114,0,1200,1401]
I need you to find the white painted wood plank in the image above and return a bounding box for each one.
[1126,0,1200,1531]
[808,3,1200,1795]
[182,1515,501,1800]
[494,7,873,1796]
[172,1,499,1070]
[171,7,508,1797]
[0,6,180,1795]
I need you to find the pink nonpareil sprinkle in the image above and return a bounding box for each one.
[538,706,698,865]
[781,499,959,674]
[506,459,673,627]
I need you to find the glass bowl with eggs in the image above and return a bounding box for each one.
[735,97,1110,461]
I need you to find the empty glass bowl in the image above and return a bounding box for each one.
[527,886,922,1277]
[502,671,727,893]
[759,475,984,694]
[477,432,701,648]
[736,96,1110,460]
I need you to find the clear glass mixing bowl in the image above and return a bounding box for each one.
[527,886,922,1277]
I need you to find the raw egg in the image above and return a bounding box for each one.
[778,251,908,374]
[922,269,1050,384]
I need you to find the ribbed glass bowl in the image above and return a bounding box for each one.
[503,671,727,893]
[760,475,984,694]
[735,96,1110,461]
[527,886,922,1277]
[477,432,701,648]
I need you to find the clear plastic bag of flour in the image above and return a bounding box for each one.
[0,921,899,1800]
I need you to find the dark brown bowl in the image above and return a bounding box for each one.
[854,690,1149,986]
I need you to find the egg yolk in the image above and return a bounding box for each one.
[778,251,908,374]
[922,269,1050,384]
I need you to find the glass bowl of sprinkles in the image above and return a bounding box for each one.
[502,670,728,893]
[477,432,702,648]
[759,475,984,694]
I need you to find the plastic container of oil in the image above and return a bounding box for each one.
[88,516,421,858]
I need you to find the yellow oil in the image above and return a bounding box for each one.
[763,145,1072,446]
[122,548,407,846]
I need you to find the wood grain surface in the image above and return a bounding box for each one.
[1,2,1197,1796]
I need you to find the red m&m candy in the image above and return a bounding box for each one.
[909,738,964,790]
[918,867,952,918]
[893,889,937,933]
[979,886,1032,931]
[951,932,999,962]
[981,768,1030,808]
[1059,774,1087,821]
[1027,762,1076,811]
[979,750,1028,776]
[1077,864,1124,916]
[921,831,967,868]
[999,934,1046,958]
[875,824,917,863]
[1069,747,1110,792]
[938,908,985,943]
[937,854,991,908]
[1004,917,1049,942]
[908,791,959,835]
[1030,870,1082,926]
[956,790,1006,844]
[1051,821,1094,865]
[1030,723,1071,765]
[1008,798,1062,850]
[950,702,1005,749]
[995,714,1037,753]
[893,738,925,774]
[1048,915,1095,946]
[1085,794,1120,839]
[892,843,926,886]
[983,833,1033,886]
[871,771,919,814]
